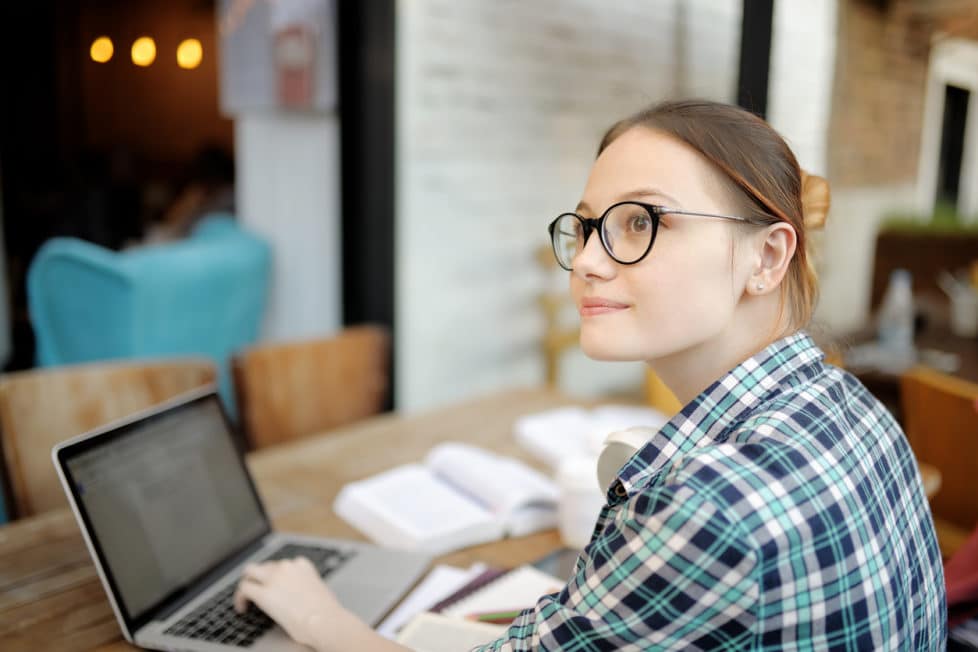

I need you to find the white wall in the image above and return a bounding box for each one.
[681,0,742,100]
[767,0,838,175]
[235,114,342,341]
[395,0,741,411]
[766,1,858,331]
[816,183,918,332]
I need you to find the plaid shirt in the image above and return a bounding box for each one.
[479,332,946,651]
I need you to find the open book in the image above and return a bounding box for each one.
[333,443,559,556]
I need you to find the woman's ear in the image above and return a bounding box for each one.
[749,223,796,295]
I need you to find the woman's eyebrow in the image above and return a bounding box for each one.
[619,187,680,205]
[575,188,680,214]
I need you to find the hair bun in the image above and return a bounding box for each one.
[800,171,830,231]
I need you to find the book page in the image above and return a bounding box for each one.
[425,444,559,520]
[396,612,506,652]
[505,504,557,538]
[334,464,504,554]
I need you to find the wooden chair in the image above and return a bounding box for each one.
[900,366,978,556]
[644,369,683,416]
[0,358,216,519]
[536,246,580,387]
[232,325,390,450]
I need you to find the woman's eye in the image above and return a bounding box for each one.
[628,214,652,233]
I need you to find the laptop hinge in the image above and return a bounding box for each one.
[155,532,273,621]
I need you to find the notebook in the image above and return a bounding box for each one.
[436,565,564,619]
[396,565,564,651]
[397,612,507,652]
[377,563,488,638]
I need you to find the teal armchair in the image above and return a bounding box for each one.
[27,215,271,414]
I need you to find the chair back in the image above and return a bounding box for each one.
[644,369,682,416]
[0,358,216,518]
[900,366,978,532]
[27,215,270,413]
[233,326,390,449]
[536,245,580,387]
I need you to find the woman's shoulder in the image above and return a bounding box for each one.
[731,361,902,451]
[645,366,923,544]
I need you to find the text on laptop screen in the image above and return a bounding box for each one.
[65,397,267,620]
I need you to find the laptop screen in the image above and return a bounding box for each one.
[62,393,268,624]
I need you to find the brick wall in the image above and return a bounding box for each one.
[829,0,978,186]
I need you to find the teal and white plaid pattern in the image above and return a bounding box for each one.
[479,333,946,650]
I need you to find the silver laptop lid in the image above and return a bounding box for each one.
[52,387,271,639]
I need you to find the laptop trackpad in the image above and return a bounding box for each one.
[326,547,428,626]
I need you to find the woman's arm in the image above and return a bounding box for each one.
[233,557,410,652]
[474,485,759,650]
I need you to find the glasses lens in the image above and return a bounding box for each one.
[603,203,655,263]
[552,214,583,270]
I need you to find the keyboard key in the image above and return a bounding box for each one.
[163,543,354,646]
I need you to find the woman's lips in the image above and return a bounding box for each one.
[579,298,630,317]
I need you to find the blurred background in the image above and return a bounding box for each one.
[1,0,977,417]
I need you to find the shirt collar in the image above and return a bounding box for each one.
[610,331,825,499]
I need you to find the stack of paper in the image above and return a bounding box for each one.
[377,563,488,639]
[391,564,564,652]
[514,405,668,468]
[438,565,562,618]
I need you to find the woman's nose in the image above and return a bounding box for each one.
[571,230,615,281]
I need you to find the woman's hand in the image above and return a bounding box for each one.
[233,557,343,650]
[233,556,413,652]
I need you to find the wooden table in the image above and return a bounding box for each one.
[0,388,579,652]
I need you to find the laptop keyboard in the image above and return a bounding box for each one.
[163,543,356,647]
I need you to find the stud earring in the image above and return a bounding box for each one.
[756,282,765,291]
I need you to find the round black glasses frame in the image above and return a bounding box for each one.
[547,201,778,271]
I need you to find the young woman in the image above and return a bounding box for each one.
[234,100,947,650]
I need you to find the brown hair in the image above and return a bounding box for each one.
[598,99,829,330]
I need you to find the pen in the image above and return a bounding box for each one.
[465,609,527,624]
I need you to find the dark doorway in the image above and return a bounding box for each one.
[337,0,396,409]
[936,84,970,209]
[736,0,774,119]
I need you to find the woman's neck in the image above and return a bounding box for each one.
[651,300,794,406]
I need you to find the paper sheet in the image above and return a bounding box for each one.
[441,565,562,618]
[396,612,507,651]
[376,563,488,639]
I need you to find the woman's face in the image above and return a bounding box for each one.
[570,127,755,363]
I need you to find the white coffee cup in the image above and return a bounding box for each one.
[556,427,661,549]
[596,427,658,491]
[555,456,605,549]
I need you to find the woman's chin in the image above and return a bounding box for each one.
[580,340,638,362]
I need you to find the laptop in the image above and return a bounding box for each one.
[52,385,431,651]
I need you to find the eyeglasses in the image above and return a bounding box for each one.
[547,201,777,271]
